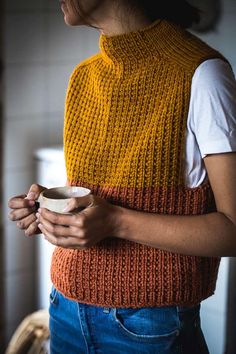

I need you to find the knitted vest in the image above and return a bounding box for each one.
[51,20,224,308]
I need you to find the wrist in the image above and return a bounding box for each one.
[111,204,129,239]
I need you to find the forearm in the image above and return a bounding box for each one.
[114,207,236,257]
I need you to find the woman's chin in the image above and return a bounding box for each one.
[63,14,85,26]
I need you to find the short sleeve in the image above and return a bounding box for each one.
[189,59,236,158]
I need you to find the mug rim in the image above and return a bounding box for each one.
[40,186,91,201]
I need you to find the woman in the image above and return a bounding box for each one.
[8,0,236,353]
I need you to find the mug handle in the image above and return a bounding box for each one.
[35,193,43,210]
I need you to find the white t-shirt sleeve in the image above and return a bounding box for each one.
[189,58,236,158]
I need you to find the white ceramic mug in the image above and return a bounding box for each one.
[38,186,91,213]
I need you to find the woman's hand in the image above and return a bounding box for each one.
[36,194,122,249]
[8,184,47,236]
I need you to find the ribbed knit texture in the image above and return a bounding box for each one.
[51,20,224,307]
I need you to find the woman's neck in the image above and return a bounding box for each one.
[89,4,152,36]
[99,16,153,36]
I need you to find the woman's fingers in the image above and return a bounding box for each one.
[37,211,82,237]
[36,195,115,249]
[7,184,48,237]
[16,213,37,230]
[38,208,85,227]
[8,184,47,210]
[9,206,37,221]
[39,224,86,249]
[38,216,72,236]
[8,195,35,209]
[26,183,47,201]
[25,220,40,237]
[37,209,89,248]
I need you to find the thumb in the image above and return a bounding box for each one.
[63,194,93,213]
[26,184,47,200]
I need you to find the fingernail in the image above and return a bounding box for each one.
[36,213,40,219]
[26,192,36,200]
[29,200,35,206]
[38,208,42,214]
[38,223,42,229]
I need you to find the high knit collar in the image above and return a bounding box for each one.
[99,19,184,68]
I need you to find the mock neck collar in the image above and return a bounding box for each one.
[99,20,182,69]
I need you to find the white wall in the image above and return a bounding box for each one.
[3,0,99,345]
[195,0,236,72]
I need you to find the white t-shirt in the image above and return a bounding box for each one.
[185,58,236,187]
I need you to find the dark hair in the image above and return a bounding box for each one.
[129,0,200,28]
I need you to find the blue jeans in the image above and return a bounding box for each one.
[49,287,209,354]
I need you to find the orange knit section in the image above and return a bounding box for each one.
[68,181,216,215]
[51,240,220,308]
[51,20,224,307]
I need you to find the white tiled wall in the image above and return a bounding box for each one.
[4,117,45,170]
[4,65,46,119]
[2,0,99,347]
[2,0,236,351]
[5,14,46,64]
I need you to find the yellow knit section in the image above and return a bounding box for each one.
[64,20,224,189]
